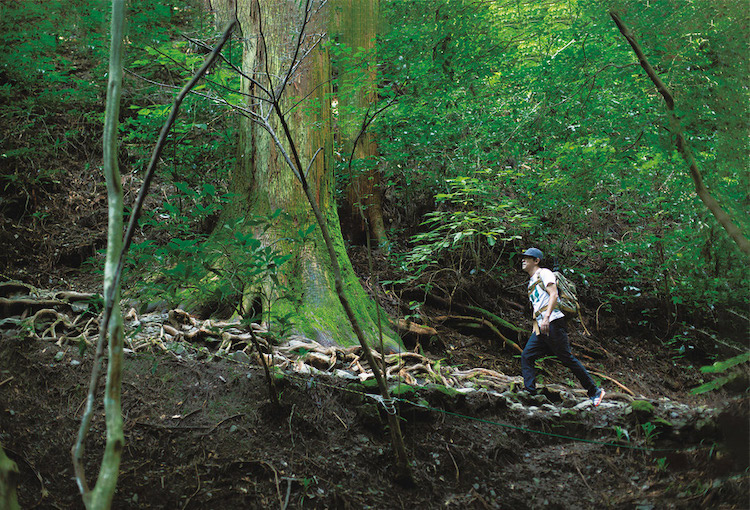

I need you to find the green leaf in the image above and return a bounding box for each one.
[699,352,750,374]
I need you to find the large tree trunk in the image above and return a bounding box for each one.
[336,0,387,246]
[226,0,398,349]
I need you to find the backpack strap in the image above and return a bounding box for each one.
[529,273,552,319]
[527,278,545,296]
[533,305,549,319]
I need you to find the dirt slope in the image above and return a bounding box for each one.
[1,304,747,509]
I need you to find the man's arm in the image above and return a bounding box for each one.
[541,282,559,334]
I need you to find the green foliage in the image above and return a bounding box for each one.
[691,352,750,394]
[640,421,659,445]
[0,0,243,310]
[613,425,630,443]
[655,456,668,472]
[0,0,242,279]
[377,0,748,324]
[0,1,201,214]
[127,208,299,324]
[400,170,535,278]
[3,0,748,351]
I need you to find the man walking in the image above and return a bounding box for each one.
[520,248,605,406]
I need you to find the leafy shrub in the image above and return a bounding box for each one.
[400,170,536,278]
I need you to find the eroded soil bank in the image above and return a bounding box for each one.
[1,318,747,509]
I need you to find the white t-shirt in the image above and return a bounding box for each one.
[528,268,564,326]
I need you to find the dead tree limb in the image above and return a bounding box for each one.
[609,10,750,256]
[590,370,635,396]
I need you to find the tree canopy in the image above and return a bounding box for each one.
[0,0,747,347]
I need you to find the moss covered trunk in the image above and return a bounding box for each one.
[224,0,398,350]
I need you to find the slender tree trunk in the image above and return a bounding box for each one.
[610,10,750,256]
[72,1,126,508]
[0,444,19,510]
[335,0,388,246]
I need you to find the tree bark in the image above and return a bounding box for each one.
[609,10,750,256]
[227,0,399,349]
[335,0,388,246]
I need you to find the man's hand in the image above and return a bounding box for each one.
[540,315,551,334]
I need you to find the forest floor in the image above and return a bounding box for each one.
[0,146,747,510]
[1,242,749,509]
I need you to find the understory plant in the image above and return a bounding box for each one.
[691,352,750,395]
[127,208,307,330]
[400,170,536,280]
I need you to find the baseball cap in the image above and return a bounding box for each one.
[522,248,544,260]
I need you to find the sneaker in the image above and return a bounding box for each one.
[591,388,605,407]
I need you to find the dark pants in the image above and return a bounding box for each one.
[521,318,598,397]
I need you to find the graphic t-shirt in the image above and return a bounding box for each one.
[528,268,564,326]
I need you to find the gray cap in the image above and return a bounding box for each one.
[522,247,544,260]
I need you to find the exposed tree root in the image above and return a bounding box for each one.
[391,318,437,337]
[0,287,100,348]
[0,298,72,317]
[434,314,522,353]
[1,292,640,403]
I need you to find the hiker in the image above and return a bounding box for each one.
[520,248,605,406]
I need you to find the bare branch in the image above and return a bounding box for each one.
[181,33,275,100]
[74,27,239,477]
[305,147,324,178]
[346,97,397,174]
[275,0,314,99]
[610,10,750,256]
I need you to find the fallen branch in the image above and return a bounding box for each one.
[590,370,635,396]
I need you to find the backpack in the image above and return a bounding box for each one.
[528,270,590,335]
[528,271,580,318]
